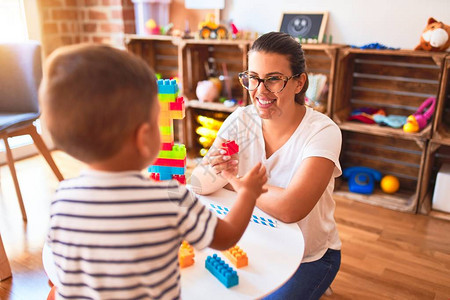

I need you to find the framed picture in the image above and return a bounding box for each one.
[279,12,329,42]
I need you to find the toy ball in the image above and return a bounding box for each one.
[380,175,400,194]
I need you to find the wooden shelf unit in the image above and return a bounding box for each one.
[302,44,342,116]
[332,48,447,212]
[431,56,450,146]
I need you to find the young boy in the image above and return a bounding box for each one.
[39,44,267,299]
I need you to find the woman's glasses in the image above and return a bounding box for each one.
[238,71,300,93]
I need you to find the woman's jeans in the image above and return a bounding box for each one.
[262,249,341,300]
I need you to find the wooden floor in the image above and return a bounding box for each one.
[0,151,449,300]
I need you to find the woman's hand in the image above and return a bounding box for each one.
[204,147,239,177]
[221,162,268,199]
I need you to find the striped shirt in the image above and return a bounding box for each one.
[47,169,217,300]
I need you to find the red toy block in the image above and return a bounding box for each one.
[153,158,186,168]
[223,245,248,268]
[161,142,174,151]
[173,174,186,184]
[170,96,185,111]
[179,241,195,268]
[150,173,160,181]
[221,140,239,156]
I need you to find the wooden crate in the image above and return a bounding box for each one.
[333,48,447,140]
[432,56,450,145]
[334,130,427,212]
[418,141,450,221]
[178,39,251,104]
[124,35,179,79]
[302,44,341,116]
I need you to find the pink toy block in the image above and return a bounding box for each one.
[170,97,185,111]
[173,175,186,184]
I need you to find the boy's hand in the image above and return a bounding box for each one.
[222,162,268,199]
[204,148,239,177]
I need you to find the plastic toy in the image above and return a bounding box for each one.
[221,140,239,156]
[196,80,219,102]
[350,43,399,50]
[223,245,248,268]
[380,175,400,194]
[148,79,186,184]
[205,254,238,288]
[343,166,382,194]
[415,18,450,51]
[373,114,408,129]
[179,241,195,268]
[145,19,160,35]
[403,97,436,133]
[198,13,228,39]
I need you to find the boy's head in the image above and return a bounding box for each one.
[39,44,159,165]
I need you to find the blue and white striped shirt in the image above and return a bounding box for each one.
[47,169,217,300]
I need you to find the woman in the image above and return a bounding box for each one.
[191,31,342,299]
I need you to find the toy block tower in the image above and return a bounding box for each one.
[148,79,186,184]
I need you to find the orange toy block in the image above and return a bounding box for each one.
[223,245,248,268]
[179,241,194,268]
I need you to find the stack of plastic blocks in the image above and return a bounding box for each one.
[178,241,195,268]
[149,79,186,184]
[205,254,239,288]
[223,245,248,268]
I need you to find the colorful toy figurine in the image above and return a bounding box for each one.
[403,97,436,133]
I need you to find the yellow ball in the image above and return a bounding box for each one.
[380,175,400,194]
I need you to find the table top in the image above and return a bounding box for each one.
[42,188,304,299]
[181,188,304,299]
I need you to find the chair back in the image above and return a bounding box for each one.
[0,41,42,114]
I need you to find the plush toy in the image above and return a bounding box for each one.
[415,18,450,51]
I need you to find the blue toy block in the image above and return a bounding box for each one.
[205,254,238,288]
[157,79,178,95]
[148,165,185,175]
[158,173,173,180]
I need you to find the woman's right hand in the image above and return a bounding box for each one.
[203,147,239,177]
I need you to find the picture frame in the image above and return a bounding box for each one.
[279,11,329,42]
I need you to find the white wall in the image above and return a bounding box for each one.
[222,0,450,49]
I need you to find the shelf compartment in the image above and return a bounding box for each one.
[302,44,342,116]
[125,34,179,79]
[333,48,447,140]
[432,56,450,146]
[334,130,427,212]
[418,141,450,221]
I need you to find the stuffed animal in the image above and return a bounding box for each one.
[415,18,450,51]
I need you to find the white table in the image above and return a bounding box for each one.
[43,188,304,299]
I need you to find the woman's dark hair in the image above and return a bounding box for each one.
[249,32,309,105]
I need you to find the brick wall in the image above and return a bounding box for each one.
[38,0,135,56]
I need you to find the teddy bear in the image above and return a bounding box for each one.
[415,17,450,51]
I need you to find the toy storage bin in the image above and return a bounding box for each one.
[334,130,427,212]
[302,44,342,116]
[418,142,450,220]
[132,0,171,35]
[432,56,450,144]
[333,48,446,140]
[178,39,251,103]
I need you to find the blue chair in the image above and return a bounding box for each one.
[0,41,63,221]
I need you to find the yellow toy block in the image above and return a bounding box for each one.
[179,241,194,268]
[170,110,185,119]
[161,133,173,143]
[158,115,171,127]
[223,245,248,268]
[160,102,170,112]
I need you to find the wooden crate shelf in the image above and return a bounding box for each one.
[418,141,450,221]
[335,130,427,212]
[333,48,447,141]
[432,56,450,146]
[302,44,342,115]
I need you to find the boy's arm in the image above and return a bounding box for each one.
[209,190,256,250]
[208,163,267,250]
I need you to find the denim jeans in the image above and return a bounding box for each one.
[262,249,341,300]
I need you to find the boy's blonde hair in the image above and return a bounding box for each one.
[39,44,158,163]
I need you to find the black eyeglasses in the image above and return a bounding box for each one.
[238,71,301,93]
